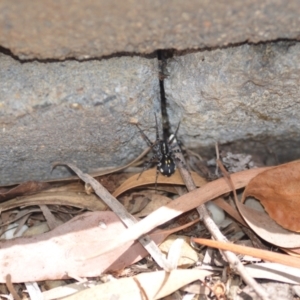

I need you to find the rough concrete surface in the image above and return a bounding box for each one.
[0,54,161,185]
[1,0,300,60]
[1,1,300,184]
[165,41,300,162]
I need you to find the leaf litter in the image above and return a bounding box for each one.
[0,149,300,299]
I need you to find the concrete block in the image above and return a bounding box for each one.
[0,54,160,185]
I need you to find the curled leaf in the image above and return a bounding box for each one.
[113,168,207,197]
[236,200,300,248]
[0,183,107,212]
[242,161,300,232]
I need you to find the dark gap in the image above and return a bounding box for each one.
[0,45,157,63]
[0,46,21,61]
[1,38,296,63]
[157,49,175,139]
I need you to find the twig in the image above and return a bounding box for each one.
[48,147,150,183]
[5,274,21,300]
[192,237,300,268]
[39,205,59,230]
[172,140,270,300]
[54,162,173,271]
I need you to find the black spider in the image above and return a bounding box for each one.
[135,114,180,180]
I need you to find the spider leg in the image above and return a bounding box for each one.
[135,124,153,147]
[136,120,161,150]
[154,113,161,141]
[167,120,185,168]
[155,167,159,192]
[168,121,181,144]
[137,155,158,180]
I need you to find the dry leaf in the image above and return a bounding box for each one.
[113,168,207,197]
[245,263,300,284]
[134,193,172,217]
[0,181,50,202]
[0,211,145,282]
[40,282,92,300]
[90,167,271,258]
[242,160,300,232]
[0,211,197,283]
[235,201,300,248]
[61,269,213,300]
[55,162,173,271]
[221,161,300,248]
[122,192,152,214]
[159,235,198,268]
[0,183,107,212]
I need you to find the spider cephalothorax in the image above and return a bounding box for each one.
[135,114,180,179]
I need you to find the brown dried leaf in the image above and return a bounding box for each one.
[242,161,300,232]
[134,193,172,217]
[122,192,152,214]
[113,168,207,198]
[0,183,107,212]
[0,181,50,202]
[235,201,300,248]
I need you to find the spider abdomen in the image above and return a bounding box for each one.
[157,155,176,177]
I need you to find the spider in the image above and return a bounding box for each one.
[135,114,181,181]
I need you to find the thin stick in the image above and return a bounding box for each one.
[46,146,151,184]
[192,237,300,269]
[171,140,270,300]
